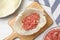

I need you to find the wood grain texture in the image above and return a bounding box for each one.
[4,31,19,40]
[4,2,53,40]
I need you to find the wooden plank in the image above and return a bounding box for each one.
[4,2,53,40]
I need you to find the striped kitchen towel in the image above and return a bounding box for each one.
[35,0,60,25]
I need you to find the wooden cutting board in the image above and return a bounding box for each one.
[4,2,53,40]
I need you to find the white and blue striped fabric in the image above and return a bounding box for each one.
[34,0,60,25]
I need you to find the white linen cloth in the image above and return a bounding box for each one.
[34,0,60,25]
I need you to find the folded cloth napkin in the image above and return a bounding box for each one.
[34,0,60,25]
